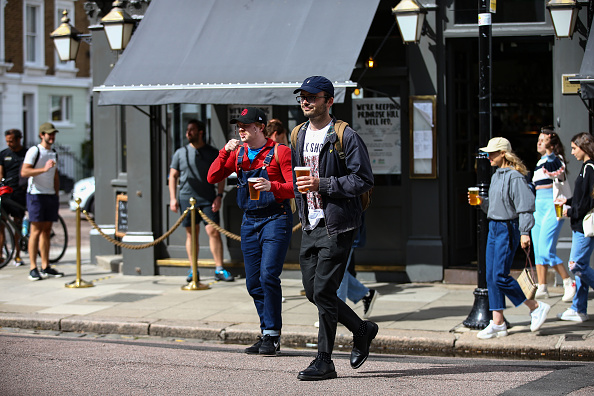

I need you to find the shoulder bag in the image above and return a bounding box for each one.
[517,246,537,300]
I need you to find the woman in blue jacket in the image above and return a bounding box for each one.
[557,132,594,322]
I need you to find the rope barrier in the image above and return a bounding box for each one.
[83,204,303,248]
[83,208,190,249]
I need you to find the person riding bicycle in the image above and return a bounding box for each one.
[0,129,28,265]
[21,123,63,281]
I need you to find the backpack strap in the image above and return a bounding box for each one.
[332,120,349,162]
[290,122,307,149]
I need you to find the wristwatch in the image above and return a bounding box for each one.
[216,193,223,198]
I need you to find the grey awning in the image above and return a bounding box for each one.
[95,0,380,106]
[568,20,594,99]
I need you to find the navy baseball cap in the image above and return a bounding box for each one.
[229,107,268,125]
[293,76,335,97]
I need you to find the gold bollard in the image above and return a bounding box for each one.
[65,197,93,288]
[182,197,209,291]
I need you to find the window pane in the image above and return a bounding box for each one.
[455,0,545,24]
[51,96,62,121]
[26,5,37,63]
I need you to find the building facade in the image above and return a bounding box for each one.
[0,0,92,185]
[86,0,589,282]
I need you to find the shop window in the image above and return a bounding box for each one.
[50,95,72,123]
[455,0,546,25]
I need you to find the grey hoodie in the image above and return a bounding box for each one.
[480,167,535,235]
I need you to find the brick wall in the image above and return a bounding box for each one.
[5,0,23,73]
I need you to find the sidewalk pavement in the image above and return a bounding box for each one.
[1,256,594,361]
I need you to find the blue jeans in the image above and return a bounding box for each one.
[486,220,527,311]
[337,247,368,303]
[241,211,292,336]
[569,230,594,314]
[532,188,564,267]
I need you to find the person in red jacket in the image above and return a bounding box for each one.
[208,107,293,356]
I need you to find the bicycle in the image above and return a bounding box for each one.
[0,186,68,269]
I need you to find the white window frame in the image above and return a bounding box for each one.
[50,95,73,126]
[23,0,44,67]
[55,1,76,70]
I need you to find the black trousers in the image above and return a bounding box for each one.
[300,223,362,354]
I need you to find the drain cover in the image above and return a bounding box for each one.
[91,293,155,303]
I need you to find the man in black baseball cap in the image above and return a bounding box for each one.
[230,107,268,125]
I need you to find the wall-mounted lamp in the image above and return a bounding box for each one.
[367,57,375,68]
[392,0,427,44]
[50,10,88,61]
[101,0,135,51]
[51,0,136,60]
[547,0,581,39]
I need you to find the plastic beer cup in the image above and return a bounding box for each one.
[248,178,260,200]
[468,187,480,206]
[295,166,311,193]
[555,202,563,218]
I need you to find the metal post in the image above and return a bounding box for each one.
[463,0,492,329]
[182,197,209,290]
[65,197,93,288]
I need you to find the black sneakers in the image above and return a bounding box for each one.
[28,268,42,281]
[258,335,280,356]
[40,266,64,278]
[362,289,378,319]
[245,335,280,355]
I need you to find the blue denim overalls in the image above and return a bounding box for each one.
[236,144,292,336]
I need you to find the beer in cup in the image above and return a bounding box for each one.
[248,178,260,200]
[295,166,311,193]
[468,187,480,206]
[554,203,563,218]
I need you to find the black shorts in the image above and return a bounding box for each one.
[178,194,219,228]
[27,194,59,222]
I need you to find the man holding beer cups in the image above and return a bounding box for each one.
[207,107,294,357]
[292,76,376,380]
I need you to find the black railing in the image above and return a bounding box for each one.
[54,144,92,193]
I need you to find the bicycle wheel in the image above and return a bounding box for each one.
[0,218,15,268]
[48,215,68,263]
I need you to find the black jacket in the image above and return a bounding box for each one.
[291,119,374,236]
[568,160,594,233]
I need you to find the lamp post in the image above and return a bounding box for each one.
[463,0,493,330]
[50,10,82,61]
[392,0,427,44]
[101,0,135,51]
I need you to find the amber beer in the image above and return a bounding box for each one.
[248,178,260,200]
[295,166,311,193]
[555,202,563,218]
[468,187,480,206]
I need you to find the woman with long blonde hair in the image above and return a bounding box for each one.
[469,137,550,339]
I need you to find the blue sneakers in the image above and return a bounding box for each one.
[215,269,234,282]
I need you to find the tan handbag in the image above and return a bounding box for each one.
[517,246,537,300]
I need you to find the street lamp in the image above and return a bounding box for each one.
[50,10,82,61]
[392,0,427,44]
[547,0,581,38]
[101,0,135,51]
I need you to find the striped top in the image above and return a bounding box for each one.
[532,153,566,187]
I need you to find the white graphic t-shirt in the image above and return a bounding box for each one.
[303,122,331,229]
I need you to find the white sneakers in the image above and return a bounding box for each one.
[562,278,577,302]
[477,301,550,339]
[477,320,508,339]
[535,284,549,299]
[530,302,550,332]
[557,308,589,322]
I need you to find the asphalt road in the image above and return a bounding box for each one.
[2,331,594,395]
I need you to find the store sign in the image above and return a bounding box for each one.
[352,97,401,174]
